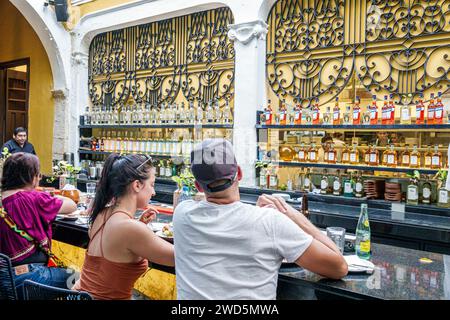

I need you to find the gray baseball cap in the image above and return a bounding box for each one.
[190,139,238,193]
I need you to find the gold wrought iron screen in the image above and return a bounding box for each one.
[88,7,235,107]
[267,0,450,106]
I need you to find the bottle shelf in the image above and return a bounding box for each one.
[256,124,450,131]
[78,149,187,159]
[79,124,234,129]
[268,161,441,174]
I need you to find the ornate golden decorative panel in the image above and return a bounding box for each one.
[89,7,235,107]
[267,0,450,106]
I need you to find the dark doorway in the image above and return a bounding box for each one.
[0,58,30,146]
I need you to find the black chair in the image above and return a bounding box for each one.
[22,280,92,300]
[0,253,18,300]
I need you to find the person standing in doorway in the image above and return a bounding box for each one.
[2,127,36,155]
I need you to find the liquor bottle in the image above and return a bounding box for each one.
[407,178,419,205]
[355,203,371,260]
[302,169,312,192]
[128,132,134,153]
[320,170,329,194]
[214,100,222,123]
[353,96,361,125]
[333,97,341,125]
[342,144,350,164]
[343,174,354,197]
[165,160,173,178]
[369,95,379,125]
[122,131,129,153]
[362,105,371,125]
[401,146,411,167]
[381,95,389,125]
[332,171,342,196]
[427,93,435,124]
[223,99,232,124]
[264,100,273,125]
[388,94,396,125]
[279,101,288,125]
[437,185,449,208]
[109,131,116,152]
[308,143,318,163]
[287,175,293,191]
[424,146,433,168]
[293,103,302,125]
[349,144,359,164]
[99,132,105,152]
[269,166,278,189]
[327,143,337,164]
[400,101,411,125]
[259,166,267,189]
[298,143,307,162]
[84,106,91,125]
[415,94,425,125]
[369,145,379,166]
[196,100,204,124]
[323,106,332,125]
[312,98,320,125]
[364,146,371,165]
[178,102,186,124]
[435,92,444,124]
[343,105,352,125]
[421,178,432,204]
[386,144,397,167]
[410,145,421,168]
[431,145,442,169]
[354,173,364,198]
[113,106,120,125]
[382,146,389,165]
[115,131,122,153]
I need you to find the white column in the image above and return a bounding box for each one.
[228,20,268,187]
[70,51,90,165]
[52,89,70,161]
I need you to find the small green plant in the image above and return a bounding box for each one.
[255,160,269,169]
[172,168,196,192]
[47,161,81,183]
[407,170,421,182]
[433,169,448,188]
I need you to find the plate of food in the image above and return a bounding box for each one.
[149,222,166,232]
[156,223,174,240]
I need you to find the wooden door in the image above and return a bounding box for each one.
[5,69,28,140]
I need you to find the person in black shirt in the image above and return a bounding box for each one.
[2,127,36,155]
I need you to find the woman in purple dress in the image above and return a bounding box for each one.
[0,152,77,298]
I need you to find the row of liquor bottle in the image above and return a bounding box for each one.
[87,131,199,156]
[82,100,233,126]
[276,143,446,169]
[262,93,446,126]
[257,168,450,207]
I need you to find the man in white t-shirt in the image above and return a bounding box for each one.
[173,139,348,300]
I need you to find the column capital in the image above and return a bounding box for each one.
[72,51,89,67]
[51,88,69,100]
[228,20,268,45]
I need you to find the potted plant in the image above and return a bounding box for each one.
[171,168,199,208]
[47,161,82,190]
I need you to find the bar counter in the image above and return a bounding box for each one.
[52,208,450,300]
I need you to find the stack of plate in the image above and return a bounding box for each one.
[385,182,402,202]
[364,179,384,199]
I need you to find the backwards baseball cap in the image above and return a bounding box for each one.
[190,139,238,193]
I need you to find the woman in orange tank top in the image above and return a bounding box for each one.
[73,154,174,300]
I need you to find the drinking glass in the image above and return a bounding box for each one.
[86,182,96,196]
[326,227,346,253]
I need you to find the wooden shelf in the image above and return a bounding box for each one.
[269,161,441,174]
[256,124,450,132]
[8,98,26,102]
[79,124,234,129]
[9,87,27,91]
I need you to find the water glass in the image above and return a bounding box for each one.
[326,227,346,253]
[86,182,97,196]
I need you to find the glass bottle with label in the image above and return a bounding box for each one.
[332,171,342,196]
[312,98,320,125]
[410,145,421,168]
[369,95,379,125]
[364,146,371,165]
[223,99,232,124]
[327,143,337,164]
[343,105,352,125]
[302,168,312,192]
[269,165,278,189]
[435,92,444,124]
[401,146,411,167]
[353,96,361,125]
[206,101,214,123]
[293,103,302,125]
[386,144,397,167]
[350,144,359,164]
[355,203,371,260]
[323,106,332,125]
[421,178,432,204]
[341,144,350,164]
[400,101,411,125]
[320,170,329,194]
[264,100,273,125]
[362,105,372,125]
[415,94,425,125]
[369,145,379,166]
[437,185,449,208]
[355,173,364,198]
[298,143,307,162]
[333,97,341,125]
[287,175,293,191]
[427,93,435,124]
[381,95,389,125]
[407,178,419,205]
[343,174,354,197]
[388,94,396,125]
[258,166,267,189]
[431,145,442,169]
[308,143,318,163]
[424,146,432,168]
[214,100,222,123]
[279,101,288,125]
[196,100,205,124]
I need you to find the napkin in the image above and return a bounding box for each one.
[344,255,375,274]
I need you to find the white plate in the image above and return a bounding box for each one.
[156,230,173,239]
[57,215,79,221]
[344,255,375,273]
[149,223,166,232]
